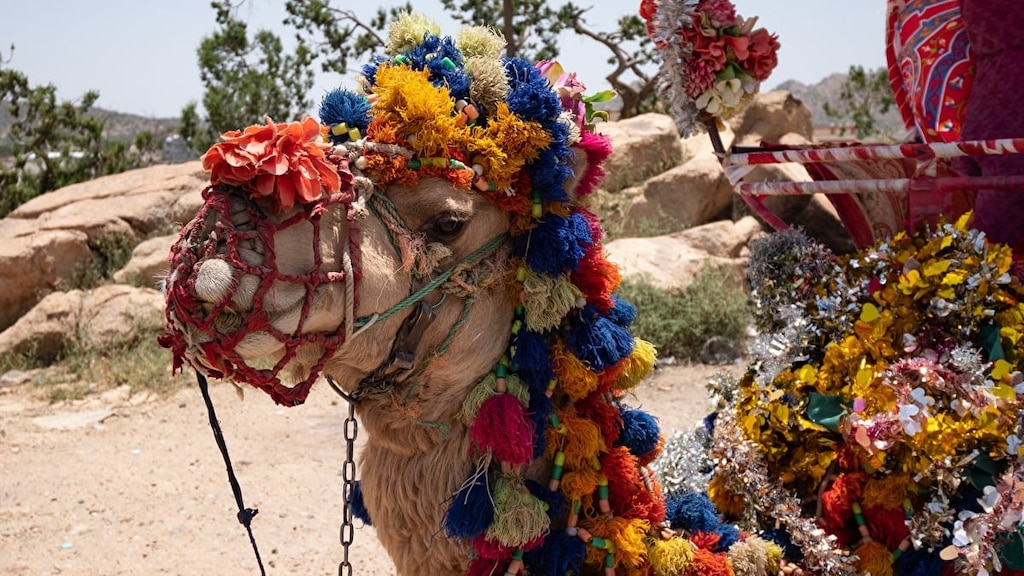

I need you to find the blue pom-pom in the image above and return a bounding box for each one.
[616,407,660,458]
[319,89,373,144]
[516,213,591,276]
[513,329,554,391]
[350,480,372,525]
[894,547,947,576]
[523,530,587,576]
[567,306,635,370]
[664,491,720,533]
[606,295,637,327]
[526,147,572,204]
[442,472,494,539]
[504,58,563,122]
[528,392,554,458]
[715,522,741,551]
[761,527,802,559]
[524,479,567,523]
[703,411,717,437]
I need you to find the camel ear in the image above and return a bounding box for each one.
[564,131,614,203]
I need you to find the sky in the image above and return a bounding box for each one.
[1,1,888,119]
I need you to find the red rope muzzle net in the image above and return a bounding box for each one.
[159,183,361,406]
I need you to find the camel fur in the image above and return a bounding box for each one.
[161,14,666,576]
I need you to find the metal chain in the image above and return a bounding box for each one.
[339,398,358,576]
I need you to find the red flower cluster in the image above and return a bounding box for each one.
[201,117,342,211]
[641,0,780,117]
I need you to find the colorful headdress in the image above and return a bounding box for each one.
[314,13,681,575]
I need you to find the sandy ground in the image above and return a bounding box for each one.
[0,360,742,576]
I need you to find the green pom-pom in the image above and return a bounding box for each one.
[486,475,550,548]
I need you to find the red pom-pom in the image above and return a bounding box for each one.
[466,557,504,576]
[601,446,666,526]
[574,131,613,198]
[691,531,721,551]
[865,505,910,550]
[575,392,623,447]
[470,393,535,466]
[472,534,514,561]
[571,247,621,313]
[820,472,868,546]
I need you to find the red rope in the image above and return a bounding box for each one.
[161,185,361,406]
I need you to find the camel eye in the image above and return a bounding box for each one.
[431,213,466,239]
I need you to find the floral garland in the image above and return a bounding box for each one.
[639,0,780,136]
[656,215,1024,575]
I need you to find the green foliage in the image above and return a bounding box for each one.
[823,65,896,141]
[439,0,577,61]
[36,322,182,402]
[618,264,751,360]
[182,1,315,152]
[284,1,413,75]
[58,232,136,291]
[0,45,157,218]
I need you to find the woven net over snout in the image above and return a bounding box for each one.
[160,184,360,406]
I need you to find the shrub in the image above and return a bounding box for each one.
[618,263,751,360]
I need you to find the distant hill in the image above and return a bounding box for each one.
[774,70,905,136]
[0,106,180,145]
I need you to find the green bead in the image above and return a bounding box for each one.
[605,553,615,568]
[590,537,605,549]
[440,57,456,70]
[598,485,609,499]
[407,159,421,169]
[496,363,508,377]
[393,55,409,65]
[512,550,524,560]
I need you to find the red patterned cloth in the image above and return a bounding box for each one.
[958,0,1024,249]
[886,0,974,143]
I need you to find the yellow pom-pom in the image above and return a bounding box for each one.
[386,12,441,55]
[558,408,606,469]
[552,343,599,401]
[707,473,746,519]
[763,539,783,574]
[561,468,600,500]
[617,338,657,390]
[861,475,910,510]
[647,536,695,576]
[455,26,505,59]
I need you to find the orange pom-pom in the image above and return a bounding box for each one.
[685,547,733,576]
[853,539,893,576]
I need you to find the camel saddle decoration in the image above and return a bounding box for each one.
[160,13,770,576]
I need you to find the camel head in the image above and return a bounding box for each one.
[161,14,667,576]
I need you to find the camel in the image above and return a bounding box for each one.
[161,15,687,576]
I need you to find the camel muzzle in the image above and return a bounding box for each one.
[160,183,360,406]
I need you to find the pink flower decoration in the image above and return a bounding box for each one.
[744,27,781,81]
[697,0,737,28]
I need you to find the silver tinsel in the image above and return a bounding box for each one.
[651,426,715,495]
[647,0,702,136]
[710,406,857,575]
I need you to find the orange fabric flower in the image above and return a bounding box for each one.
[201,116,341,211]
